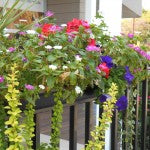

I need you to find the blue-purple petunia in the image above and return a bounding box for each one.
[124,66,134,84]
[101,56,113,68]
[99,94,111,102]
[115,96,128,111]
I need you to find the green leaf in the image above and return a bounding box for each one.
[70,72,77,85]
[47,76,56,89]
[47,55,57,62]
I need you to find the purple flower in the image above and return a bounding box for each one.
[116,96,128,111]
[0,76,4,83]
[128,33,134,38]
[8,47,16,52]
[124,66,134,84]
[101,56,113,68]
[45,10,54,17]
[22,57,28,62]
[99,94,111,102]
[25,84,34,90]
[86,45,100,52]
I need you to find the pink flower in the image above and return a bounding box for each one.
[45,10,54,17]
[49,25,62,32]
[86,39,100,52]
[38,42,44,46]
[96,63,110,78]
[128,33,134,38]
[19,31,26,35]
[0,76,4,83]
[25,84,34,90]
[8,47,16,52]
[128,44,134,48]
[35,23,42,28]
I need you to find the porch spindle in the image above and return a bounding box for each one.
[85,102,93,147]
[141,78,148,150]
[111,109,118,150]
[32,113,40,150]
[69,104,78,150]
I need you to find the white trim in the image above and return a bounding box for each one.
[85,0,96,23]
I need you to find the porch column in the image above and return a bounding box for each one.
[99,0,123,36]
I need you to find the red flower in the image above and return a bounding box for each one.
[88,38,96,46]
[98,62,110,78]
[66,18,90,33]
[42,24,61,36]
[42,24,53,36]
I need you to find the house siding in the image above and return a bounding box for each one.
[47,0,86,24]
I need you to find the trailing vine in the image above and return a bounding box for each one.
[23,103,35,150]
[49,90,63,150]
[4,64,24,150]
[122,87,136,150]
[0,100,7,150]
[86,83,118,150]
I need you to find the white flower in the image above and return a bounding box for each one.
[53,45,62,49]
[3,33,10,37]
[49,65,57,70]
[45,45,52,49]
[26,30,36,34]
[62,66,68,70]
[67,61,71,64]
[39,85,45,90]
[90,34,95,39]
[75,86,83,94]
[75,55,82,61]
[61,24,67,27]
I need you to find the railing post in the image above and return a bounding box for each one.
[85,102,93,147]
[111,109,118,150]
[141,78,148,150]
[32,113,40,150]
[69,104,78,150]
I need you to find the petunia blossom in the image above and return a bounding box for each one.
[101,56,113,68]
[99,94,111,102]
[116,96,128,111]
[124,66,134,84]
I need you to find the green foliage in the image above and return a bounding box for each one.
[0,100,8,150]
[23,103,35,150]
[49,90,63,150]
[86,83,118,150]
[4,64,24,150]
